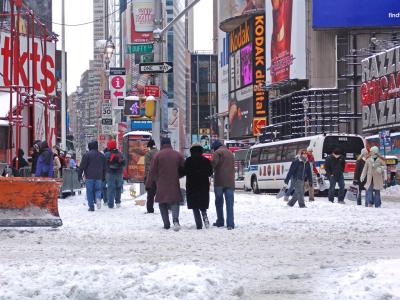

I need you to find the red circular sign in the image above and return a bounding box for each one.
[111,76,125,89]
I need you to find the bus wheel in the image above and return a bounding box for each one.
[251,176,260,194]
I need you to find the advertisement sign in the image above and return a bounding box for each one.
[313,0,400,29]
[131,0,155,43]
[144,85,160,97]
[228,15,267,139]
[219,0,265,24]
[126,134,152,182]
[0,32,56,95]
[361,46,400,132]
[379,130,392,152]
[265,0,306,84]
[218,30,229,114]
[168,107,179,150]
[117,123,128,151]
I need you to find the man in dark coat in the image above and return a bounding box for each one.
[35,141,54,177]
[78,140,106,211]
[211,140,236,230]
[325,148,346,203]
[144,139,158,213]
[30,140,41,175]
[284,150,312,208]
[104,140,125,209]
[146,137,185,231]
[12,148,29,176]
[184,144,213,229]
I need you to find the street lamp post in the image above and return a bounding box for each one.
[302,97,309,137]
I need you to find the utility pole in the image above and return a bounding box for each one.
[61,0,66,150]
[152,0,202,145]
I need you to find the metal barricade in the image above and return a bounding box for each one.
[60,168,82,196]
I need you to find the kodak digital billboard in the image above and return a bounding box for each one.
[228,14,267,139]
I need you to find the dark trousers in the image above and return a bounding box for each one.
[328,173,345,202]
[146,182,156,213]
[193,209,207,229]
[159,202,180,229]
[102,180,108,204]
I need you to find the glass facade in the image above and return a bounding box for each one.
[191,54,218,141]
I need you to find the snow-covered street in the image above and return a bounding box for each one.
[1,187,400,300]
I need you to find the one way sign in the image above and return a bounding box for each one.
[139,62,173,74]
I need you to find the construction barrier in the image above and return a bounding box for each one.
[60,168,82,196]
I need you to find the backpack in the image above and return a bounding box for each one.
[108,152,124,169]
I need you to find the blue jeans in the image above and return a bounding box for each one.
[214,187,235,228]
[328,174,345,202]
[86,179,102,210]
[366,185,381,207]
[106,173,123,208]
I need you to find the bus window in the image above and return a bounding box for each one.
[266,146,278,162]
[322,136,364,160]
[250,148,261,164]
[282,144,297,161]
[259,147,268,164]
[296,141,310,153]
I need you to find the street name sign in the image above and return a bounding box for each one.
[139,62,173,74]
[127,43,154,54]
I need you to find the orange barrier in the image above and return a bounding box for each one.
[0,177,62,227]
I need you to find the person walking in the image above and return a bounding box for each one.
[144,139,158,214]
[12,148,29,176]
[211,140,236,230]
[53,152,62,178]
[360,146,386,208]
[146,137,184,231]
[184,144,213,229]
[325,148,346,203]
[78,140,106,211]
[35,141,54,178]
[283,149,312,208]
[353,148,369,206]
[30,140,41,176]
[305,146,320,201]
[104,140,125,209]
[101,147,109,206]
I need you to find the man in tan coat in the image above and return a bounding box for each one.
[360,146,387,207]
[211,140,236,230]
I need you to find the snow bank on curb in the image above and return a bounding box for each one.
[334,259,400,299]
[381,185,400,200]
[0,262,226,300]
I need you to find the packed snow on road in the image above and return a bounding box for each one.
[1,186,400,300]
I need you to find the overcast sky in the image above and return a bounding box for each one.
[52,0,213,94]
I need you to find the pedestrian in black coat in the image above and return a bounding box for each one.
[184,144,213,229]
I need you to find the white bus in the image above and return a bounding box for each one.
[243,134,365,193]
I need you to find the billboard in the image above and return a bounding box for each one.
[131,0,155,43]
[228,15,267,139]
[361,46,400,132]
[265,0,306,84]
[219,0,265,23]
[0,32,56,95]
[218,30,229,114]
[313,0,400,29]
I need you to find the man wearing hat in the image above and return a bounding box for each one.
[211,140,236,230]
[325,148,346,203]
[146,137,184,231]
[144,139,158,213]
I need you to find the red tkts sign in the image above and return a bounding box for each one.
[144,85,160,98]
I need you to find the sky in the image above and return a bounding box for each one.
[52,0,213,95]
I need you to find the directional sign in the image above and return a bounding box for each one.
[139,62,173,74]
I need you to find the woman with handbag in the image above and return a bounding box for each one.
[360,146,387,208]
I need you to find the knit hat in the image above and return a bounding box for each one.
[370,146,379,154]
[211,140,222,151]
[147,139,156,148]
[307,146,313,152]
[107,140,117,150]
[161,137,171,146]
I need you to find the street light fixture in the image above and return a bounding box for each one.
[104,36,115,70]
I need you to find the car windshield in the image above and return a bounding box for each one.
[322,136,364,160]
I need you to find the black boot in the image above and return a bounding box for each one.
[201,210,210,229]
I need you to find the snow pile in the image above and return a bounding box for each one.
[0,262,225,300]
[381,185,400,200]
[0,207,58,219]
[334,260,400,300]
